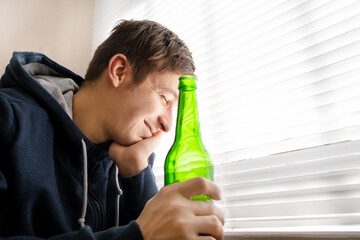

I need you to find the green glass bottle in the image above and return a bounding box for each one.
[164,75,213,201]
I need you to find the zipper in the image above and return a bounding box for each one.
[80,166,103,231]
[88,194,103,231]
[81,145,103,231]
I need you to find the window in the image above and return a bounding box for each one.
[92,0,360,236]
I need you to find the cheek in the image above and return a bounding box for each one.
[132,98,162,116]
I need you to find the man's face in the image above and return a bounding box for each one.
[107,71,180,146]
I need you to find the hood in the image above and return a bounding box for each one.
[0,51,92,149]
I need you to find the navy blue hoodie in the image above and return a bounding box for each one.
[0,52,158,239]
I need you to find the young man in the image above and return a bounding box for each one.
[0,20,224,239]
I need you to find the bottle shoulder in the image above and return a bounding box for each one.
[165,141,211,161]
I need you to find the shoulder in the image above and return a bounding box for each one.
[0,87,49,123]
[0,87,50,148]
[0,92,16,149]
[0,86,39,106]
[0,87,49,118]
[0,93,16,190]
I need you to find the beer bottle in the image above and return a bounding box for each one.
[164,75,213,201]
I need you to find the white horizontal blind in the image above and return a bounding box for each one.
[92,0,360,234]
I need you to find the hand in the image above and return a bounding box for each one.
[108,132,164,177]
[136,177,225,240]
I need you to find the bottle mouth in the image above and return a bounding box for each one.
[178,75,197,89]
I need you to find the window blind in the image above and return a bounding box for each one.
[92,0,360,235]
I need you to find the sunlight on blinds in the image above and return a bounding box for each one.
[92,0,360,234]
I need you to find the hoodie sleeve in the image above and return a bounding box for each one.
[118,153,158,225]
[0,222,143,240]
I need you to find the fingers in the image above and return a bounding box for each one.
[139,131,164,154]
[195,215,224,240]
[196,237,216,240]
[108,134,162,177]
[108,131,163,168]
[191,201,225,225]
[138,179,224,240]
[171,177,222,201]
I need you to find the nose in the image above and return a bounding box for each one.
[158,108,173,133]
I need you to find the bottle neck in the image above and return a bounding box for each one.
[175,87,201,142]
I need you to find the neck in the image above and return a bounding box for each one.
[72,84,107,144]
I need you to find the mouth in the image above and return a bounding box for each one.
[144,121,153,137]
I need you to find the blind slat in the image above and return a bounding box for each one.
[221,170,360,197]
[226,198,360,218]
[219,155,360,185]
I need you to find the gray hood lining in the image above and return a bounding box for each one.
[23,62,79,119]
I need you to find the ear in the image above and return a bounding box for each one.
[107,54,128,88]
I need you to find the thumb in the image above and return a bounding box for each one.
[172,177,222,201]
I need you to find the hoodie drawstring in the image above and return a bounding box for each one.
[78,138,88,228]
[115,166,123,226]
[77,138,123,228]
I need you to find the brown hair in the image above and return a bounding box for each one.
[84,19,195,85]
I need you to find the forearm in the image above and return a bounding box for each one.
[118,157,158,224]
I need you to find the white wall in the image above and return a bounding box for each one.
[0,0,93,77]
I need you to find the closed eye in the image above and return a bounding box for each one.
[161,95,169,104]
